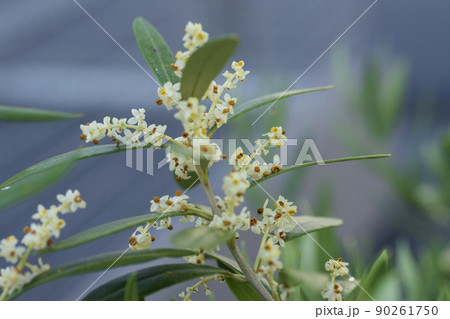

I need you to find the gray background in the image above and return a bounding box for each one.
[0,0,449,300]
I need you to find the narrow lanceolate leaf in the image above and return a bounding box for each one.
[226,278,263,301]
[180,36,239,100]
[6,249,194,301]
[124,272,141,301]
[133,17,179,84]
[208,86,333,135]
[37,211,210,254]
[354,249,390,301]
[249,154,392,189]
[0,152,78,210]
[284,216,343,242]
[83,264,229,301]
[172,226,235,250]
[0,105,82,122]
[0,144,156,189]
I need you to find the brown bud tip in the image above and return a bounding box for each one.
[254,166,261,173]
[165,200,173,206]
[175,190,182,196]
[153,196,160,203]
[168,225,174,231]
[263,171,270,177]
[116,140,120,147]
[337,258,342,262]
[182,204,188,211]
[182,131,189,138]
[128,236,138,246]
[151,236,156,242]
[257,208,264,215]
[80,134,87,140]
[176,177,182,182]
[111,138,117,142]
[282,130,286,135]
[92,139,99,145]
[46,239,53,247]
[23,226,31,234]
[156,98,163,106]
[250,217,258,226]
[221,154,228,159]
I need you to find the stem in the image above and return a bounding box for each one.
[195,166,220,216]
[268,272,280,301]
[227,239,274,301]
[0,286,10,301]
[253,226,270,271]
[195,166,274,301]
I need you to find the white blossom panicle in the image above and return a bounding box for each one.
[0,190,87,297]
[150,191,192,214]
[80,108,167,148]
[322,258,351,301]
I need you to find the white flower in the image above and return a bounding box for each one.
[157,82,181,110]
[183,22,209,50]
[56,189,86,214]
[157,218,173,230]
[321,283,343,301]
[222,93,237,112]
[129,226,153,251]
[263,126,287,148]
[325,258,350,277]
[231,60,250,81]
[184,253,205,265]
[258,239,282,273]
[128,108,147,126]
[0,236,26,264]
[21,223,51,249]
[0,267,33,293]
[222,171,250,206]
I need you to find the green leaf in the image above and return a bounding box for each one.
[354,249,390,301]
[226,278,263,301]
[0,151,78,210]
[249,154,392,189]
[124,272,141,301]
[173,170,201,190]
[279,269,328,289]
[0,144,157,189]
[214,257,262,301]
[208,86,333,135]
[133,17,179,85]
[0,105,82,122]
[83,264,228,300]
[284,216,343,242]
[172,226,235,250]
[396,241,421,300]
[180,36,239,100]
[37,211,210,254]
[6,249,193,300]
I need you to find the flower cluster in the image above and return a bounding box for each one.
[0,190,86,298]
[230,127,288,182]
[80,108,167,148]
[128,191,197,251]
[321,258,350,301]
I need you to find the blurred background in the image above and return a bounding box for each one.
[0,0,448,300]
